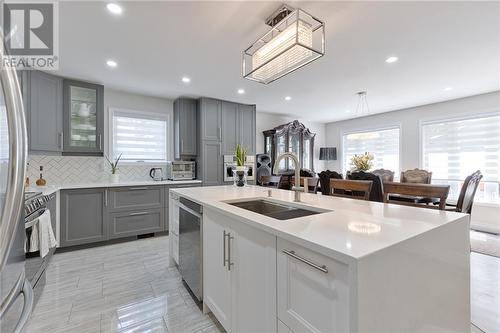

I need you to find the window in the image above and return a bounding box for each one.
[421,114,500,203]
[342,127,400,174]
[110,108,168,163]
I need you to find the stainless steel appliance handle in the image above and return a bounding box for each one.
[223,230,227,267]
[0,38,28,273]
[178,202,202,219]
[129,187,148,190]
[282,250,328,274]
[13,279,34,333]
[227,232,234,271]
[129,211,148,216]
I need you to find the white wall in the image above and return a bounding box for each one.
[256,112,327,172]
[324,91,500,232]
[103,88,174,160]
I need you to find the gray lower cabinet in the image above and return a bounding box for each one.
[60,188,107,247]
[25,71,63,153]
[108,186,163,212]
[174,98,197,158]
[108,208,163,239]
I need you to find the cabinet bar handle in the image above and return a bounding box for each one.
[99,134,102,150]
[181,139,184,153]
[104,189,108,207]
[223,230,227,267]
[59,132,63,149]
[129,211,148,216]
[129,187,148,190]
[282,250,328,274]
[227,232,234,271]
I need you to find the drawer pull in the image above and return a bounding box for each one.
[282,250,328,274]
[129,187,148,190]
[129,212,148,216]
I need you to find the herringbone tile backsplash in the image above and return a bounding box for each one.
[27,155,165,184]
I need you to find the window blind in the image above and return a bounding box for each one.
[422,115,500,182]
[112,110,167,162]
[342,127,400,174]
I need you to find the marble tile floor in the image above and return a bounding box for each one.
[24,236,222,333]
[24,235,495,333]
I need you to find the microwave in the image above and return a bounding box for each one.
[166,161,196,180]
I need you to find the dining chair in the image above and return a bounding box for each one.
[441,170,483,214]
[372,169,395,182]
[400,168,432,184]
[318,170,343,195]
[260,175,281,188]
[383,182,450,210]
[330,179,373,201]
[291,177,320,194]
[347,171,384,202]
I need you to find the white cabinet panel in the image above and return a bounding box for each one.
[169,195,180,265]
[231,220,276,333]
[203,210,231,331]
[277,238,350,333]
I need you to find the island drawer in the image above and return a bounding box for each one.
[108,186,164,212]
[108,208,164,239]
[277,238,350,333]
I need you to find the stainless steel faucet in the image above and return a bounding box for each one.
[273,152,303,202]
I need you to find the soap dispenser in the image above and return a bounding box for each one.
[35,166,47,186]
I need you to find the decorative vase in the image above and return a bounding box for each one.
[78,103,90,117]
[110,173,120,183]
[233,166,247,187]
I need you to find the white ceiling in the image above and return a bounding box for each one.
[56,1,500,123]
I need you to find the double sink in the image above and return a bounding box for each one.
[226,198,330,220]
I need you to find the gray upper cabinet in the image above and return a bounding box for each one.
[25,71,63,153]
[60,188,107,247]
[238,104,256,155]
[63,79,104,155]
[201,141,223,186]
[199,98,221,141]
[174,98,197,158]
[197,97,256,185]
[221,101,239,155]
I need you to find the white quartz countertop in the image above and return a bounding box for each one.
[171,185,469,261]
[27,179,202,195]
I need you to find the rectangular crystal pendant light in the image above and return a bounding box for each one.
[243,8,325,84]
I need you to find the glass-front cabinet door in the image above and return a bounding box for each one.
[63,80,104,154]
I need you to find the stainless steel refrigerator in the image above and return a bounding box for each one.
[0,33,32,332]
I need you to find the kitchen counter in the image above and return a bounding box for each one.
[171,185,468,260]
[171,185,470,332]
[27,179,202,195]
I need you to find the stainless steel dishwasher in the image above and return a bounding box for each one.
[178,197,203,301]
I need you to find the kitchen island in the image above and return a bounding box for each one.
[169,185,470,333]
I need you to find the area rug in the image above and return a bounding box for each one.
[470,230,500,258]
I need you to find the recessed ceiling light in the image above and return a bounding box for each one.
[284,96,292,101]
[385,56,399,63]
[237,89,245,94]
[106,60,117,68]
[444,86,453,91]
[182,77,191,83]
[106,3,122,15]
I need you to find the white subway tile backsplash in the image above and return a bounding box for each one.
[27,155,164,185]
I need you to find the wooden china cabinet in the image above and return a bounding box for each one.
[263,120,316,174]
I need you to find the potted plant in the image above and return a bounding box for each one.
[234,144,247,187]
[350,152,374,172]
[105,153,122,183]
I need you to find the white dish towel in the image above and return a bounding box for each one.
[31,210,57,257]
